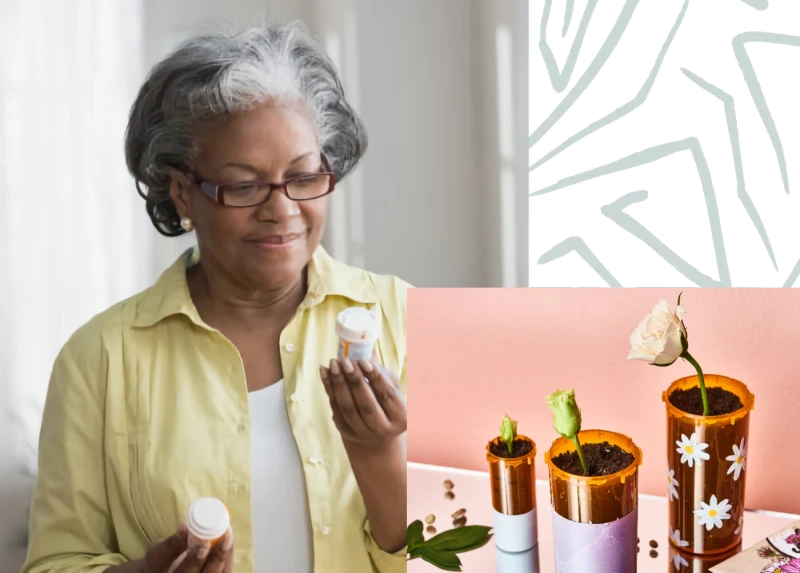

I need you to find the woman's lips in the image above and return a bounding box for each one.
[248,232,304,249]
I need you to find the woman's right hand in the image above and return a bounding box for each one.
[107,527,234,573]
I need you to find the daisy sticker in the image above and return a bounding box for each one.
[726,438,747,481]
[694,495,732,531]
[670,525,689,549]
[667,463,680,501]
[676,433,710,468]
[669,547,689,570]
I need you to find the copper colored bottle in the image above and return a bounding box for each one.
[486,435,538,553]
[664,374,754,556]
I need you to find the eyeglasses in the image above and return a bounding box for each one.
[190,154,336,208]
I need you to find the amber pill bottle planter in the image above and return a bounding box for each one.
[544,430,642,573]
[486,435,538,553]
[665,374,754,556]
[336,307,380,361]
[185,497,231,550]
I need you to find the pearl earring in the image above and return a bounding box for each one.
[180,216,194,231]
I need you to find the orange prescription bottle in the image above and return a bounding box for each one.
[185,497,231,550]
[336,307,380,361]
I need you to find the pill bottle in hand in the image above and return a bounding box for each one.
[185,497,231,550]
[336,307,380,361]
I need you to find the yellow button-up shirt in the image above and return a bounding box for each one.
[23,246,408,573]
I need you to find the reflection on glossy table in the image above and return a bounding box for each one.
[408,462,800,572]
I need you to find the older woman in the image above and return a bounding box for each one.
[23,23,407,573]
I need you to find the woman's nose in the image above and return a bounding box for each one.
[255,186,301,221]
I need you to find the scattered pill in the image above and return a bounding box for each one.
[649,540,658,548]
[453,516,467,528]
[426,525,437,535]
[444,480,454,490]
[451,508,466,519]
[649,549,658,558]
[425,514,436,524]
[445,491,455,500]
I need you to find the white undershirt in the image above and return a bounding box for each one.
[248,379,313,572]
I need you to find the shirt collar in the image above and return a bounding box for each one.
[133,245,379,328]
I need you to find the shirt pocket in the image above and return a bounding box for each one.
[130,360,241,543]
[128,384,176,542]
[104,431,152,552]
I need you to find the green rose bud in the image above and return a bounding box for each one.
[546,389,588,475]
[546,389,581,438]
[500,414,517,453]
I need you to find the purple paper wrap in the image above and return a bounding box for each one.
[551,506,638,573]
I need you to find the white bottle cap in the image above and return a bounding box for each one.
[186,497,230,540]
[336,307,380,343]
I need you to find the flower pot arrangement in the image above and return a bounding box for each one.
[544,390,643,573]
[485,415,538,554]
[629,296,755,558]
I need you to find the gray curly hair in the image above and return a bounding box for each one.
[125,22,367,236]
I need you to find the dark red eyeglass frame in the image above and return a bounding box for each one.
[190,153,336,207]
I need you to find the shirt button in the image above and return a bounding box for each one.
[238,422,247,434]
[309,455,322,465]
[290,392,300,403]
[321,525,330,535]
[284,343,296,352]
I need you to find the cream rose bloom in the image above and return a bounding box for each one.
[628,299,687,365]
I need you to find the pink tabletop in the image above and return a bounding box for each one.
[408,462,800,572]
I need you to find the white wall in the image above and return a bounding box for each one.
[473,0,530,288]
[320,0,483,287]
[311,0,529,287]
[142,0,529,287]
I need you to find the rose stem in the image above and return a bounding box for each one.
[570,434,589,476]
[682,351,709,416]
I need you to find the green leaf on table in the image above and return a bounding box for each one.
[407,521,493,570]
[417,547,463,571]
[407,520,424,550]
[425,525,494,552]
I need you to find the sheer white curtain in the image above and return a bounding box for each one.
[0,1,149,568]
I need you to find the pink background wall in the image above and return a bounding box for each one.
[408,288,800,514]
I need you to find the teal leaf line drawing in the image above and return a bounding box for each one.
[739,0,768,10]
[536,0,600,94]
[537,236,622,287]
[783,258,800,287]
[530,137,730,286]
[600,189,731,288]
[563,0,575,38]
[530,0,640,103]
[733,32,800,195]
[529,0,692,169]
[530,1,798,287]
[680,67,777,270]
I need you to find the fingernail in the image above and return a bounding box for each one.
[330,360,340,375]
[343,359,354,373]
[360,360,374,373]
[224,531,234,551]
[319,365,328,380]
[197,544,210,559]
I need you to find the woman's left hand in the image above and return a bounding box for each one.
[320,355,406,447]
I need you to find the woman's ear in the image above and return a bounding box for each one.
[166,168,192,218]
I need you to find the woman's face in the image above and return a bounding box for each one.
[171,101,329,291]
